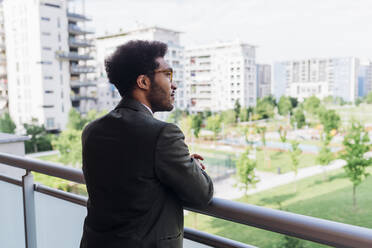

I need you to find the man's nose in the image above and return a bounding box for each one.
[171,82,177,90]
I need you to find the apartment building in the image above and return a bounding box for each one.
[272,57,359,102]
[0,1,7,115]
[95,26,186,112]
[185,40,256,112]
[256,64,271,99]
[3,0,95,132]
[358,62,372,98]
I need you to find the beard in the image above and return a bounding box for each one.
[148,78,174,113]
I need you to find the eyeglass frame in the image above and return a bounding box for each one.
[152,68,173,83]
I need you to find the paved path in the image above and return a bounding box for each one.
[26,150,60,158]
[213,159,346,200]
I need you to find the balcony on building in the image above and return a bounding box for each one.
[68,24,94,35]
[68,38,93,48]
[70,80,97,89]
[70,65,95,74]
[67,12,92,22]
[70,94,97,102]
[56,51,93,61]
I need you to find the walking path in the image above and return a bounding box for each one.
[213,159,346,200]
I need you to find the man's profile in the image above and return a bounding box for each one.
[80,40,214,248]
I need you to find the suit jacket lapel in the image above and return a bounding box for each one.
[115,98,153,117]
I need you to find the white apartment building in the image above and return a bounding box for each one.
[185,40,256,112]
[358,62,372,98]
[4,0,95,132]
[256,64,271,99]
[272,57,359,102]
[0,1,7,114]
[95,26,186,112]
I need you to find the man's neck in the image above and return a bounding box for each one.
[128,95,153,115]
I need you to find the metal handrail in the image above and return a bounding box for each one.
[0,152,372,247]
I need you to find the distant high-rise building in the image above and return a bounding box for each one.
[272,57,359,102]
[358,62,372,98]
[4,0,96,132]
[256,64,271,99]
[95,26,186,112]
[185,40,256,112]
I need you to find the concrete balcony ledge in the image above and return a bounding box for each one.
[68,38,93,48]
[70,65,95,74]
[56,51,93,61]
[70,80,97,88]
[68,25,94,35]
[67,12,92,22]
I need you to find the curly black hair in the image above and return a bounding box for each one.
[105,40,168,97]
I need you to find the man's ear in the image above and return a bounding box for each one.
[136,75,151,90]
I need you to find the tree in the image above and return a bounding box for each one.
[220,110,235,125]
[278,126,287,144]
[255,98,275,119]
[236,148,259,195]
[234,99,241,122]
[319,109,340,143]
[0,113,16,134]
[289,97,298,109]
[167,108,184,124]
[239,107,248,122]
[67,108,107,130]
[291,108,306,129]
[340,122,372,208]
[206,114,221,140]
[24,118,52,153]
[365,91,372,104]
[179,115,193,140]
[290,140,302,192]
[52,129,82,167]
[303,96,321,115]
[278,96,292,116]
[191,113,203,138]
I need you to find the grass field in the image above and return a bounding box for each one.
[185,167,372,248]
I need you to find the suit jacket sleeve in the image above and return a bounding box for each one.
[155,123,214,207]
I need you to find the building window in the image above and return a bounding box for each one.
[45,90,54,94]
[43,3,61,8]
[44,76,53,80]
[46,118,55,128]
[57,18,61,28]
[42,105,54,108]
[42,32,51,36]
[42,47,52,51]
[41,17,50,21]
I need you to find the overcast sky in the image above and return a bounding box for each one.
[76,0,372,63]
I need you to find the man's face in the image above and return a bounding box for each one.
[148,57,177,112]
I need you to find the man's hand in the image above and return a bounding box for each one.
[191,153,206,170]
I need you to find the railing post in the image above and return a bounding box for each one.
[22,170,37,248]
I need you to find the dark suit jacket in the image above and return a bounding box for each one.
[80,98,214,248]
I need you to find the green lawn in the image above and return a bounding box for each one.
[185,167,372,248]
[257,149,317,173]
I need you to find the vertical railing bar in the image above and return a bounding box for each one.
[22,170,37,248]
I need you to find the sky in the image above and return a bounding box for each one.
[73,0,372,64]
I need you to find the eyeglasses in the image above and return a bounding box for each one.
[153,68,173,83]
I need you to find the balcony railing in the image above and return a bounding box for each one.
[0,152,372,248]
[68,24,94,35]
[70,65,95,74]
[70,94,97,102]
[70,80,97,88]
[67,12,91,22]
[56,51,93,61]
[68,38,93,48]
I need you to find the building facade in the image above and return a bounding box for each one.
[185,40,256,112]
[272,57,359,102]
[3,0,95,132]
[0,1,7,115]
[256,64,271,99]
[358,62,372,98]
[95,26,186,112]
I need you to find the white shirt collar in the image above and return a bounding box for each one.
[141,103,153,116]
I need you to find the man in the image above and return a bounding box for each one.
[80,40,214,248]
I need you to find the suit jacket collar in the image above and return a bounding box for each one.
[115,98,153,117]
